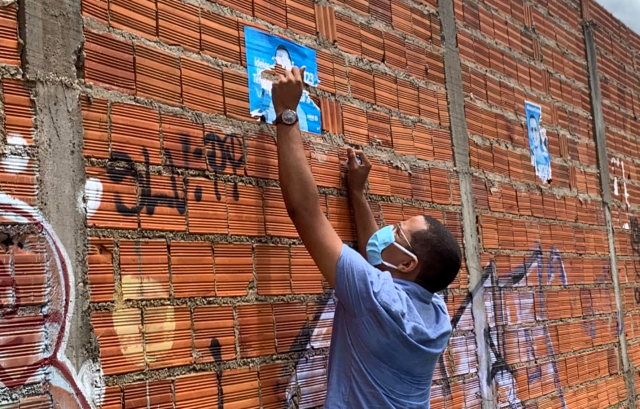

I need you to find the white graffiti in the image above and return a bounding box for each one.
[611,158,632,230]
[286,298,335,405]
[85,177,103,219]
[2,133,29,173]
[611,157,630,207]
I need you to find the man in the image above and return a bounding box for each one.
[272,66,461,408]
[528,114,551,181]
[528,115,548,167]
[274,45,293,70]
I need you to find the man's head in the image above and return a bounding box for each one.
[529,115,540,149]
[379,215,461,293]
[274,45,293,70]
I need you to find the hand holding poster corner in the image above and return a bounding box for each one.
[525,101,551,183]
[244,27,321,135]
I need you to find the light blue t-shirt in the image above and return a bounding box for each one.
[325,245,452,408]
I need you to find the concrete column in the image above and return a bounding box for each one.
[19,0,96,377]
[583,21,637,407]
[437,0,496,407]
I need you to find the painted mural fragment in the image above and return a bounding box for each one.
[0,189,104,407]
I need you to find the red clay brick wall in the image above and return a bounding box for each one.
[456,0,627,406]
[0,0,638,406]
[586,0,640,405]
[81,0,467,407]
[77,0,637,406]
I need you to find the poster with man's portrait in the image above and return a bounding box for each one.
[525,101,551,183]
[244,27,321,134]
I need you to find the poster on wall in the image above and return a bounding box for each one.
[244,27,321,134]
[525,101,551,183]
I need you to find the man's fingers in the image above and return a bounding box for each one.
[286,68,295,81]
[347,148,357,169]
[296,66,306,83]
[356,150,371,166]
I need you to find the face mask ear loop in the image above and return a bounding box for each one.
[381,260,399,270]
[393,242,417,261]
[397,227,413,250]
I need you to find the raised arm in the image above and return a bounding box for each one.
[346,149,379,258]
[272,67,343,287]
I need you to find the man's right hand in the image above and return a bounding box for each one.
[272,66,306,116]
[347,148,371,195]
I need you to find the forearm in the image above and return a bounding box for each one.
[276,124,321,220]
[349,190,379,257]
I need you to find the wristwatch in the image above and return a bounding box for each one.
[275,109,299,126]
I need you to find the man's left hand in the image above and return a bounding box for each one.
[272,66,306,116]
[346,148,371,195]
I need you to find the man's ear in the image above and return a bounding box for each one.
[397,256,418,274]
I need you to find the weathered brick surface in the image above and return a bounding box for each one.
[79,0,467,405]
[588,0,640,406]
[0,0,639,407]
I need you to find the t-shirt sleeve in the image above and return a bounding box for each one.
[334,244,397,317]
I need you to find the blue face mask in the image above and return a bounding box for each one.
[366,225,417,269]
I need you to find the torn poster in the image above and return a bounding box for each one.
[525,101,551,183]
[244,27,321,134]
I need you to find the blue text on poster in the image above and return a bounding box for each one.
[525,101,551,183]
[244,27,321,134]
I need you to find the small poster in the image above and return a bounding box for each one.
[244,27,321,134]
[525,101,551,183]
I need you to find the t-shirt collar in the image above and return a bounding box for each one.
[392,278,434,303]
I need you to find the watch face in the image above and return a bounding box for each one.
[282,109,297,125]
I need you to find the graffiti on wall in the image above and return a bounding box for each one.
[203,132,244,201]
[85,131,244,219]
[437,244,611,407]
[0,189,104,407]
[612,155,638,304]
[611,158,630,212]
[482,246,567,408]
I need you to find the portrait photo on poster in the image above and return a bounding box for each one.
[525,101,551,183]
[244,27,322,134]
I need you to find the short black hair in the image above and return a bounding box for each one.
[410,215,462,293]
[275,45,290,58]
